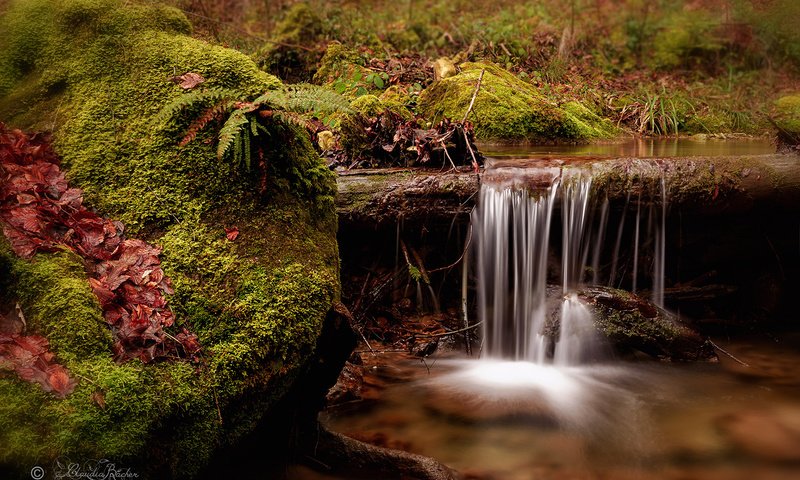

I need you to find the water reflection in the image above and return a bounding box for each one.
[481,137,776,158]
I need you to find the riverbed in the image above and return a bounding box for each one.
[298,332,800,479]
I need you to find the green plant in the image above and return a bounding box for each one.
[157,83,352,169]
[332,70,390,97]
[620,88,688,135]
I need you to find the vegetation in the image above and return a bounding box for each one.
[168,0,800,141]
[0,0,339,475]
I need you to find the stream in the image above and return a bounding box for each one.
[315,333,800,480]
[293,139,799,480]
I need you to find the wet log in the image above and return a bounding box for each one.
[335,153,800,224]
[336,168,480,226]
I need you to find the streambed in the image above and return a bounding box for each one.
[295,139,799,480]
[299,332,800,479]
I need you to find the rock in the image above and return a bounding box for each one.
[327,361,365,406]
[717,408,800,462]
[0,0,339,476]
[255,2,326,82]
[773,94,800,151]
[313,42,367,86]
[433,57,457,81]
[416,62,617,141]
[574,286,716,361]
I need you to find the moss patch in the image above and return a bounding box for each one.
[416,62,617,142]
[774,95,800,134]
[0,0,338,475]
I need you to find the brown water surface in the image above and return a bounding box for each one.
[309,333,800,480]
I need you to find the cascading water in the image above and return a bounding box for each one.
[472,167,668,365]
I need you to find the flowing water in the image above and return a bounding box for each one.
[317,336,800,480]
[300,140,799,479]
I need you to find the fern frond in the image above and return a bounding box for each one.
[251,89,290,111]
[273,111,314,132]
[179,100,233,147]
[217,108,249,160]
[243,128,252,170]
[156,87,241,125]
[283,83,353,115]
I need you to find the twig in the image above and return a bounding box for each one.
[213,386,223,425]
[440,140,457,171]
[461,233,472,356]
[428,226,473,273]
[413,321,483,339]
[356,326,376,354]
[708,340,750,367]
[461,69,485,124]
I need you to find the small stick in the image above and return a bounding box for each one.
[413,320,483,339]
[708,340,750,367]
[462,69,485,124]
[461,237,472,356]
[429,227,473,273]
[440,140,457,171]
[213,387,223,425]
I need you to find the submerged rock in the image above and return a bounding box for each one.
[0,0,340,476]
[416,62,617,142]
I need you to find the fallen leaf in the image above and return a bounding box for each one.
[225,227,239,241]
[170,72,206,90]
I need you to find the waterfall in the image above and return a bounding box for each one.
[472,168,667,365]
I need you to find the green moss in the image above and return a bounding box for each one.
[774,94,800,134]
[649,10,721,70]
[256,2,326,82]
[9,248,111,362]
[312,42,366,85]
[0,0,338,475]
[416,62,617,142]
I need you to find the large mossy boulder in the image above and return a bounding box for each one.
[416,62,617,142]
[773,94,800,150]
[0,0,339,476]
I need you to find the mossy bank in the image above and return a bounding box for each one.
[417,62,617,142]
[0,0,339,476]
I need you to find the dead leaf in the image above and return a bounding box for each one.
[225,227,239,241]
[170,72,206,90]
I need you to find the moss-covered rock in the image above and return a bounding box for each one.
[255,2,326,82]
[416,62,617,142]
[773,94,800,149]
[576,286,715,362]
[0,0,338,476]
[312,42,367,86]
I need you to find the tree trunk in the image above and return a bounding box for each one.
[335,154,800,225]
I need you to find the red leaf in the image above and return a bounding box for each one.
[225,227,239,241]
[0,122,201,375]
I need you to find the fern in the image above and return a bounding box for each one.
[179,101,233,146]
[155,87,241,126]
[216,108,249,161]
[283,84,353,116]
[159,84,352,177]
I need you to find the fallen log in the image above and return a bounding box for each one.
[336,167,480,226]
[335,154,800,224]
